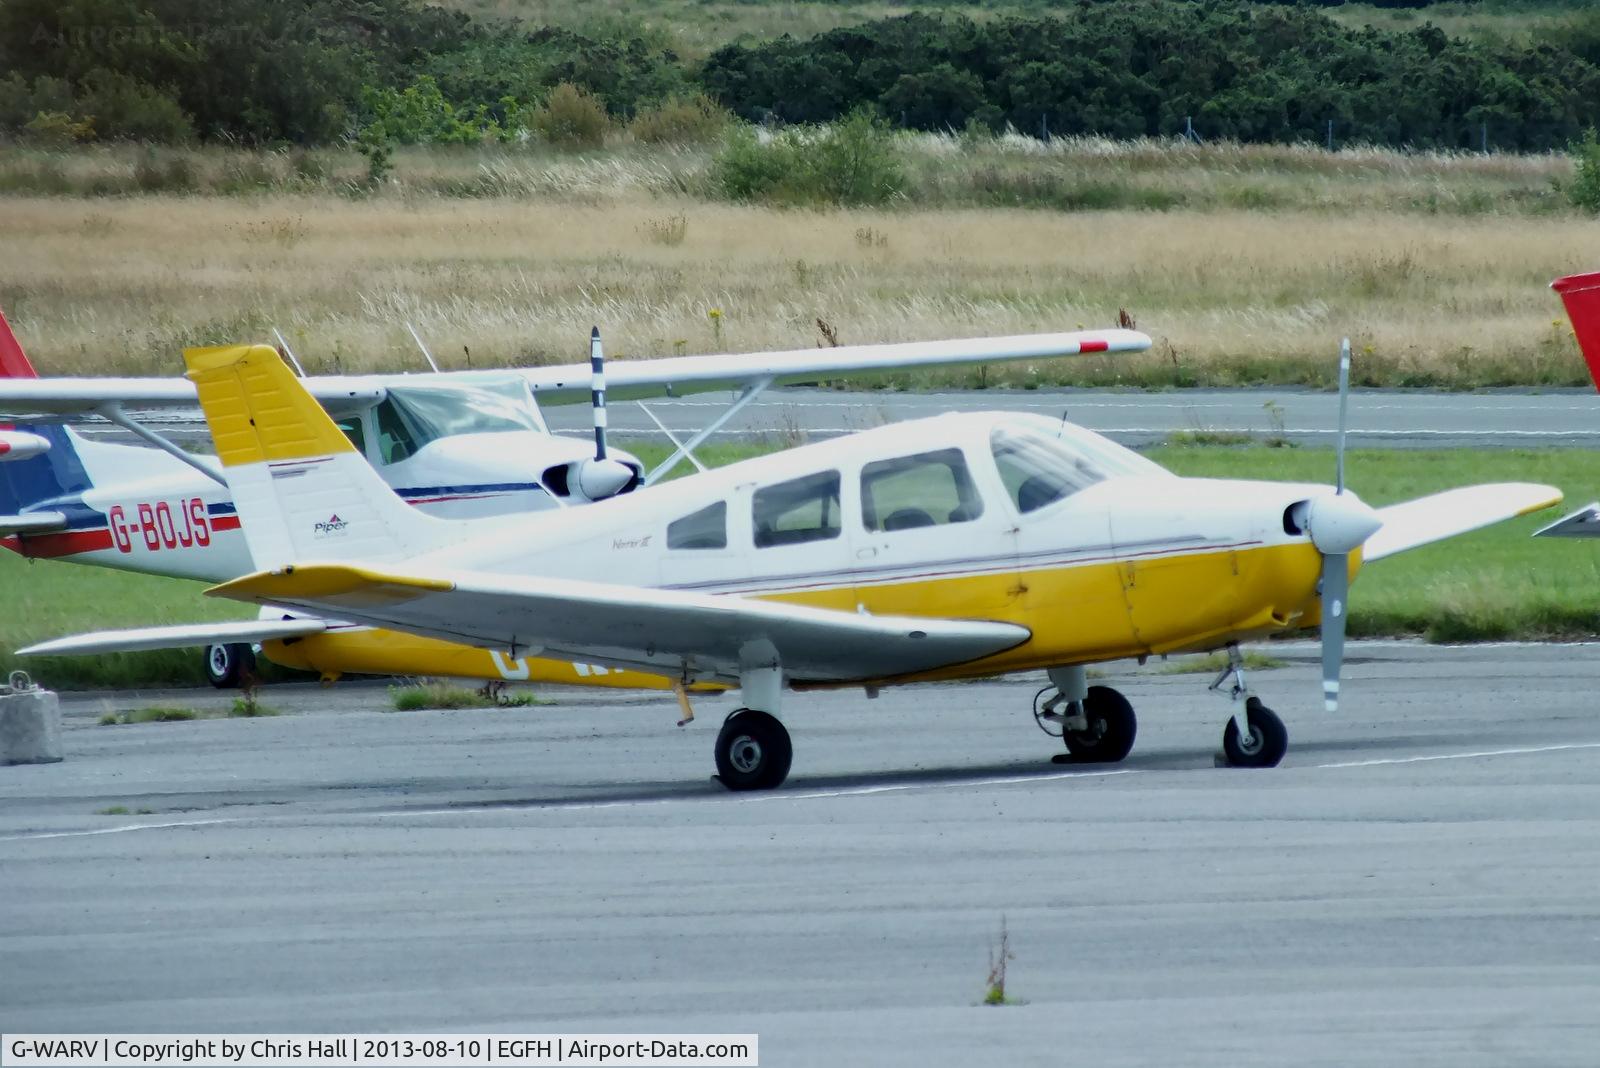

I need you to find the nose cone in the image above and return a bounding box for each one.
[576,457,637,501]
[1307,492,1382,555]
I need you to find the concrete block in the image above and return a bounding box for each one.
[1,685,63,765]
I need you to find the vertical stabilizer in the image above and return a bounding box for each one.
[1552,271,1600,392]
[183,344,452,570]
[0,307,91,515]
[0,306,38,380]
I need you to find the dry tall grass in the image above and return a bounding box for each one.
[3,190,1595,386]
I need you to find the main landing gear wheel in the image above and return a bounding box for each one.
[1222,697,1288,768]
[205,643,256,689]
[714,708,793,791]
[1054,685,1138,765]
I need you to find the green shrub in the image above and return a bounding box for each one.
[22,111,93,146]
[75,69,193,143]
[1568,129,1600,213]
[531,82,610,149]
[630,94,729,145]
[712,109,905,207]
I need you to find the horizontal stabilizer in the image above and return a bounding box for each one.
[208,563,1030,684]
[1363,483,1563,562]
[1534,502,1600,539]
[19,617,329,658]
[0,511,66,535]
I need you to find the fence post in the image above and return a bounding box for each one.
[1481,122,1488,154]
[1326,118,1334,152]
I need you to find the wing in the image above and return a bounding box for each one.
[206,564,1030,684]
[1534,502,1600,539]
[0,329,1149,420]
[527,329,1152,404]
[1362,483,1564,562]
[18,617,330,658]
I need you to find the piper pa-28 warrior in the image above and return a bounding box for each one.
[25,342,1562,787]
[0,307,1147,686]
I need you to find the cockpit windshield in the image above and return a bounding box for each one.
[991,419,1168,513]
[373,379,540,464]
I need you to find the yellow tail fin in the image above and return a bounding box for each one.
[183,344,355,467]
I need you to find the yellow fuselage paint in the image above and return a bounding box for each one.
[259,541,1343,691]
[784,541,1339,687]
[263,630,713,691]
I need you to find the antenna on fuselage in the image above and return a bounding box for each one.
[272,328,306,377]
[405,322,442,373]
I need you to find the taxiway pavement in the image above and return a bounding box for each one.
[545,386,1600,449]
[3,642,1599,1066]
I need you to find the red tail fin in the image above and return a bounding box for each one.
[1553,272,1600,393]
[0,307,39,379]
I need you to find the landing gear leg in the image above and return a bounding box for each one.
[714,661,792,791]
[1035,665,1137,765]
[1208,644,1287,768]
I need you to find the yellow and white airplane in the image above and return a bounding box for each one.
[26,343,1563,787]
[1,309,1145,686]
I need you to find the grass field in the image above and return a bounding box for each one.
[2,443,1594,690]
[2,137,1595,389]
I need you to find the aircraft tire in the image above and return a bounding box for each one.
[714,709,792,791]
[205,643,256,690]
[1061,685,1138,763]
[1221,697,1287,768]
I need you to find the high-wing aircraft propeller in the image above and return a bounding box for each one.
[576,327,636,502]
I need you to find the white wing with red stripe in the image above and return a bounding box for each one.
[0,329,1150,419]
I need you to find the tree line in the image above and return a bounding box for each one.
[2,0,1598,151]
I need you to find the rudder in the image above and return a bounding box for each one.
[0,307,89,515]
[1553,271,1600,391]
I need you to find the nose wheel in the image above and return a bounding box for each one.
[1222,697,1288,767]
[1210,645,1288,768]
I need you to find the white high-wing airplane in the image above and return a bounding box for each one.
[0,308,1148,684]
[24,343,1562,787]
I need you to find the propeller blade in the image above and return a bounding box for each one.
[590,325,607,462]
[1335,337,1351,495]
[1320,552,1349,713]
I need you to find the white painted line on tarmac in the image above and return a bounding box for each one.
[1315,741,1600,769]
[7,742,1597,843]
[0,817,239,842]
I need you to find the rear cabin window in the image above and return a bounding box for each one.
[753,471,841,548]
[861,449,983,532]
[668,501,727,550]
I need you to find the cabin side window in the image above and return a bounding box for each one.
[753,471,841,548]
[335,415,367,457]
[668,501,728,550]
[860,448,984,532]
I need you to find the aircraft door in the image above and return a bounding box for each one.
[850,446,1020,620]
